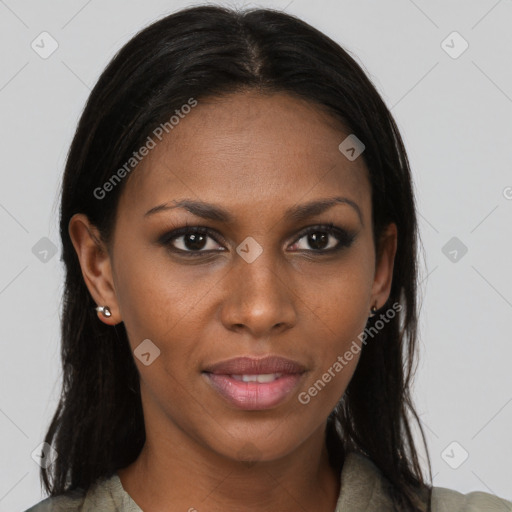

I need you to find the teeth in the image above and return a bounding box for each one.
[231,373,282,383]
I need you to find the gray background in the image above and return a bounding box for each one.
[1,0,511,510]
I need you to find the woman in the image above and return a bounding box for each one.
[25,5,512,512]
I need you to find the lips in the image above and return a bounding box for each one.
[202,356,306,410]
[203,355,306,375]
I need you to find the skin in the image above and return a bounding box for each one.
[69,90,397,512]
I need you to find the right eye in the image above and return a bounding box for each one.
[158,226,225,256]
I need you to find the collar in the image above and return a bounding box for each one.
[335,451,397,511]
[99,451,422,512]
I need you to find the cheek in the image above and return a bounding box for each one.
[296,305,366,416]
[294,258,373,407]
[112,250,225,405]
[298,253,373,338]
[113,248,209,345]
[113,255,208,410]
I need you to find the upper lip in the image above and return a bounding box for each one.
[203,356,306,375]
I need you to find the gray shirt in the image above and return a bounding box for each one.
[25,451,512,511]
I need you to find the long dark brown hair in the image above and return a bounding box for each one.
[42,5,432,510]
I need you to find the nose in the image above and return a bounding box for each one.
[220,250,298,339]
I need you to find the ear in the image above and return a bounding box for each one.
[68,213,121,325]
[370,222,398,311]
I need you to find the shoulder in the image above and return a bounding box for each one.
[432,485,512,511]
[23,472,137,512]
[23,489,85,511]
[342,452,512,512]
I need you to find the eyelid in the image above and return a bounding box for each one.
[157,224,226,250]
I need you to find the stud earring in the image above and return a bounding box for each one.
[369,305,378,318]
[95,305,112,318]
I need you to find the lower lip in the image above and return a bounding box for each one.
[203,372,304,410]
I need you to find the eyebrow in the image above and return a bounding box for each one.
[144,196,363,225]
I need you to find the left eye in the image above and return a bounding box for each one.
[289,224,355,252]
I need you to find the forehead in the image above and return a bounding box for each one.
[120,91,370,222]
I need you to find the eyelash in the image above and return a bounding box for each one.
[158,222,356,258]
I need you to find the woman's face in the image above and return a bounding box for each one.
[71,90,396,465]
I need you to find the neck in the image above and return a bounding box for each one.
[118,421,341,512]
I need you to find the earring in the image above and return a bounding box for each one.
[369,305,378,318]
[95,305,112,318]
